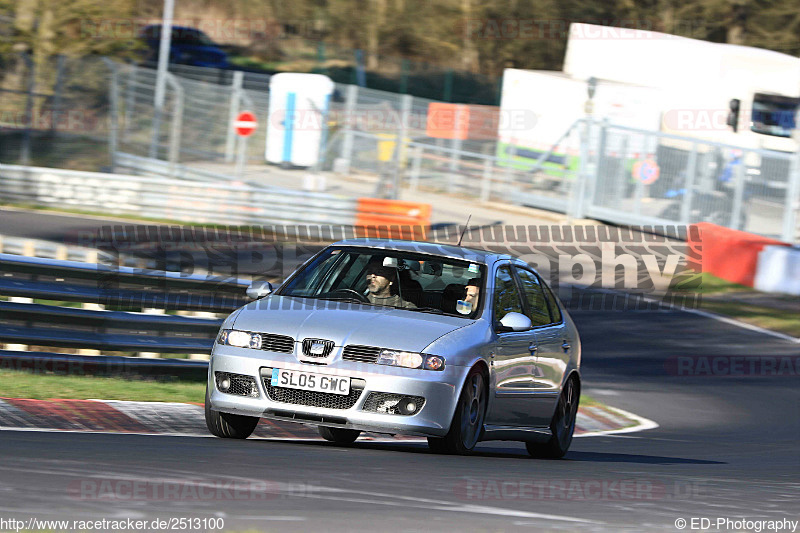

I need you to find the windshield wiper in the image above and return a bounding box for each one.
[316,296,375,306]
[410,306,444,314]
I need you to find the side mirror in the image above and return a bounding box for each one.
[246,280,274,300]
[496,312,532,332]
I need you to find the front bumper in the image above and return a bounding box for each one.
[208,345,471,438]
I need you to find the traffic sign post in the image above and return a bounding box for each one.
[234,111,257,137]
[234,111,257,180]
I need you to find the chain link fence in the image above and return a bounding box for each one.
[2,53,798,242]
[0,54,114,171]
[585,123,799,240]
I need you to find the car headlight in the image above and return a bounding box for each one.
[376,349,445,371]
[217,329,262,349]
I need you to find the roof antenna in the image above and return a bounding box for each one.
[457,215,472,246]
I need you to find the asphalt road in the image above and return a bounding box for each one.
[1,208,798,531]
[1,304,798,532]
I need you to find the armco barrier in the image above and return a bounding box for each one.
[0,163,359,228]
[690,222,789,287]
[0,350,208,379]
[0,253,246,361]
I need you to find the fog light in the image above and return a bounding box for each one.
[218,376,231,392]
[397,398,418,415]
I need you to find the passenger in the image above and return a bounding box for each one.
[365,263,417,309]
[463,278,481,311]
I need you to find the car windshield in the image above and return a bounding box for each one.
[277,247,486,318]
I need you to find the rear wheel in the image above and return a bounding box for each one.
[204,386,259,439]
[526,375,579,459]
[318,426,361,444]
[428,367,487,454]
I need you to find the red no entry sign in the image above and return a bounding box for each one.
[234,111,257,137]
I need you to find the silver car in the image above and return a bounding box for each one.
[205,239,581,457]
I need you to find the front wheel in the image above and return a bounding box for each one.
[318,426,361,444]
[526,376,579,459]
[428,367,487,454]
[204,386,259,439]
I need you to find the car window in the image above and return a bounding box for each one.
[277,247,486,317]
[540,277,563,324]
[493,265,524,322]
[514,268,552,327]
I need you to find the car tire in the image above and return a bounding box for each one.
[428,367,487,455]
[318,426,361,444]
[204,386,259,439]
[526,375,579,459]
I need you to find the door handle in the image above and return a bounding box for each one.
[562,341,571,352]
[528,343,538,354]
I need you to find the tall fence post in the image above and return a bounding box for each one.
[388,94,412,199]
[570,118,591,219]
[20,54,35,165]
[337,84,358,175]
[104,59,120,173]
[409,145,423,192]
[50,55,66,134]
[680,143,699,224]
[448,104,464,194]
[235,90,254,179]
[225,71,244,163]
[782,148,800,243]
[503,145,515,200]
[480,156,493,202]
[166,74,183,174]
[729,154,746,230]
[124,64,137,142]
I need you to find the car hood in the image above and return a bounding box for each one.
[232,295,470,352]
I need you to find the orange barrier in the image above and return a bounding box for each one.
[690,222,788,287]
[355,198,431,240]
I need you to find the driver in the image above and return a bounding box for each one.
[365,263,417,309]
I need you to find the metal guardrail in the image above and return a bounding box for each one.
[0,162,360,227]
[0,253,248,364]
[114,151,253,185]
[0,233,115,263]
[0,350,208,379]
[0,253,249,311]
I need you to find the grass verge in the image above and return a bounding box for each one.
[0,369,205,403]
[698,300,800,338]
[688,273,800,338]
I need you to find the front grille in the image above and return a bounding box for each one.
[342,344,381,363]
[260,333,295,354]
[362,392,425,415]
[215,372,260,398]
[262,376,366,410]
[302,338,335,358]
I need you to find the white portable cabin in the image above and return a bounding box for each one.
[266,73,335,167]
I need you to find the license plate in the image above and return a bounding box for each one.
[270,368,351,395]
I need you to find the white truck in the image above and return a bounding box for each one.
[498,22,800,171]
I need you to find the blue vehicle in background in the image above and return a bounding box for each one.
[140,25,229,69]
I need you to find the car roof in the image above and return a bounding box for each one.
[331,238,515,264]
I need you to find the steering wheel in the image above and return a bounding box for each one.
[328,288,369,303]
